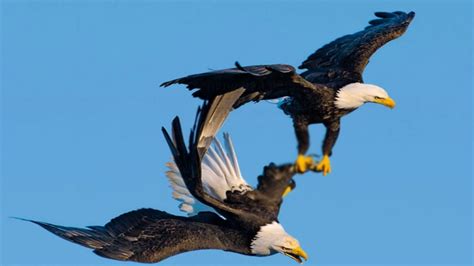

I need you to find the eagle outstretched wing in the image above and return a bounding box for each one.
[22,209,245,263]
[299,11,415,86]
[161,62,316,108]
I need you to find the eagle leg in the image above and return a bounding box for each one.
[293,119,313,173]
[295,154,314,173]
[315,120,340,176]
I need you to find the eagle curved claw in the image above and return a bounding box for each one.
[295,155,314,173]
[282,186,293,197]
[315,155,331,176]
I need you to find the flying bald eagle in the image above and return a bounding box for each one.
[161,11,415,175]
[21,100,308,264]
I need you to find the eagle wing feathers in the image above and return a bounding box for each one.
[299,11,415,85]
[23,209,244,263]
[161,62,316,107]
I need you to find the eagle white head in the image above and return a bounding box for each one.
[251,222,308,263]
[335,82,396,110]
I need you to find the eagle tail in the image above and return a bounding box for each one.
[166,133,251,216]
[201,133,251,195]
[165,160,214,215]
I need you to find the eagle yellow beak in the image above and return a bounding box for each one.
[373,97,396,109]
[284,246,309,264]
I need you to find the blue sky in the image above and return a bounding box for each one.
[1,1,472,265]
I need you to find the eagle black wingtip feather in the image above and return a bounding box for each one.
[162,124,182,163]
[11,216,54,229]
[374,11,396,18]
[10,216,31,222]
[171,116,183,140]
[13,217,108,250]
[171,116,181,126]
[160,80,173,87]
[234,61,246,71]
[171,116,190,160]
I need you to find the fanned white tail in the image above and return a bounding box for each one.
[165,133,252,216]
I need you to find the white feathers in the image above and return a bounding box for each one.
[250,222,299,255]
[165,162,214,215]
[335,82,389,109]
[165,133,252,216]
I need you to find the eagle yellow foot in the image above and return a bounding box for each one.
[295,155,314,173]
[315,155,331,176]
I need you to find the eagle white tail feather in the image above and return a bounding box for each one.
[165,163,214,215]
[165,134,252,216]
[223,133,242,179]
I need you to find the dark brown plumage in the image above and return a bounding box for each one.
[21,100,304,263]
[299,11,416,86]
[22,209,252,262]
[161,11,415,175]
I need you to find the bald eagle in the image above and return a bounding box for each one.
[161,11,415,175]
[21,100,308,264]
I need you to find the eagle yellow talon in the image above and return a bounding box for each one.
[282,186,293,197]
[295,155,314,173]
[316,155,331,176]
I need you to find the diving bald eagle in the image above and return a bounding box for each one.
[161,11,415,175]
[21,100,308,264]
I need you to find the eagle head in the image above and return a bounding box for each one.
[251,222,308,263]
[335,82,396,110]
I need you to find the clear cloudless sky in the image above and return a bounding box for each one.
[1,0,472,265]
